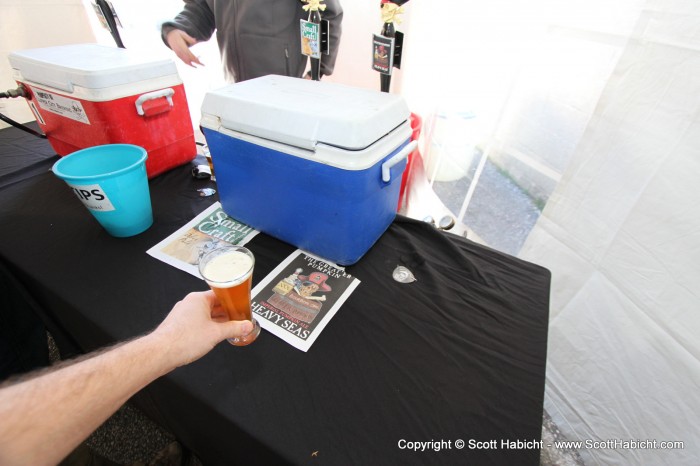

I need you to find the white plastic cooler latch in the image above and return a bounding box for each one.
[135,88,174,116]
[382,141,417,183]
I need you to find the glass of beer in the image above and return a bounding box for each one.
[198,246,261,346]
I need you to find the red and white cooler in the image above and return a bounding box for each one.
[8,44,196,178]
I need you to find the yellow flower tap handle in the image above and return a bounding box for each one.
[303,0,327,12]
[381,3,404,25]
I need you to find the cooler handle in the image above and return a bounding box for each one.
[135,88,175,116]
[382,141,418,183]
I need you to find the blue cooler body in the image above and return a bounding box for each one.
[200,75,413,265]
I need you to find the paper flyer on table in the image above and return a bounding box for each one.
[147,202,259,278]
[251,249,360,352]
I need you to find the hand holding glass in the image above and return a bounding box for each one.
[198,246,261,346]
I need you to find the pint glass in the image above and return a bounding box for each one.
[198,246,261,346]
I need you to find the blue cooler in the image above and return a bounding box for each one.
[200,75,414,265]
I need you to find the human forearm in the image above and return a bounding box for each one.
[0,291,251,465]
[161,0,216,46]
[0,332,174,465]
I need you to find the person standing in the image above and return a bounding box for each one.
[162,0,343,82]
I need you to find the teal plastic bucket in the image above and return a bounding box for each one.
[52,144,153,237]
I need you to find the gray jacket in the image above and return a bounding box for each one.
[162,0,343,82]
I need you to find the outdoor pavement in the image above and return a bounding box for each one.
[405,144,542,257]
[432,156,542,256]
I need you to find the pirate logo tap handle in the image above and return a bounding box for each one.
[373,0,409,92]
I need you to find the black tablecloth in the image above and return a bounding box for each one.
[0,125,550,465]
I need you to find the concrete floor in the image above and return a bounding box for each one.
[432,158,542,256]
[399,146,542,257]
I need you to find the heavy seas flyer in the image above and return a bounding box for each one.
[251,250,360,352]
[147,202,258,278]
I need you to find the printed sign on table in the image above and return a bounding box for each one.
[251,249,360,352]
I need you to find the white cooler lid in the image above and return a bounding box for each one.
[200,75,410,151]
[9,44,177,93]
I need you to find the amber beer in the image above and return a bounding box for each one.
[199,246,261,346]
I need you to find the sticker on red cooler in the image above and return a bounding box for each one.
[30,87,90,125]
[68,184,115,211]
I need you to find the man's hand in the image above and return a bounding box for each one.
[166,29,204,68]
[0,290,252,465]
[153,291,254,367]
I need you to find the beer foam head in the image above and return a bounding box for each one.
[201,249,254,287]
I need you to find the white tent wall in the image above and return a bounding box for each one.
[0,0,96,127]
[519,1,700,464]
